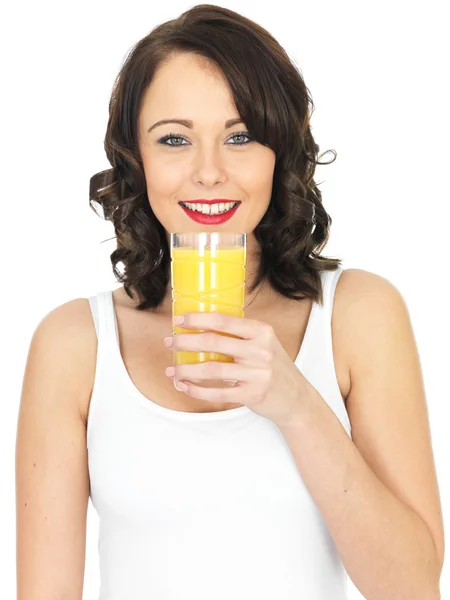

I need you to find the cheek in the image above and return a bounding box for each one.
[241,158,275,195]
[144,160,185,197]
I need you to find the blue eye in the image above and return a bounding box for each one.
[157,131,252,147]
[228,132,252,145]
[158,134,187,147]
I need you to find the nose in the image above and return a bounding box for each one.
[192,144,227,187]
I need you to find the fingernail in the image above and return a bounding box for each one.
[177,380,189,392]
[173,315,184,325]
[163,336,173,347]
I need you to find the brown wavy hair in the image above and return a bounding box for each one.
[89,3,342,311]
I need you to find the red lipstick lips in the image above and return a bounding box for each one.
[179,199,241,225]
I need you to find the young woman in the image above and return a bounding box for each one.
[15,5,444,599]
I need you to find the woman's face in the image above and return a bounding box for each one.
[137,52,276,245]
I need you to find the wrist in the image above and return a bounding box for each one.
[274,374,321,429]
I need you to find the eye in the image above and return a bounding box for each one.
[226,131,252,145]
[157,134,188,147]
[157,131,253,147]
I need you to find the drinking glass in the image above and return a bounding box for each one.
[170,232,246,390]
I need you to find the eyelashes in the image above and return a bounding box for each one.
[157,131,253,147]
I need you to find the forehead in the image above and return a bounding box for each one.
[156,52,225,83]
[141,53,236,117]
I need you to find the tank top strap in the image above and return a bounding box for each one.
[314,267,345,355]
[296,266,351,434]
[321,266,345,320]
[86,290,121,448]
[297,267,344,366]
[87,289,119,347]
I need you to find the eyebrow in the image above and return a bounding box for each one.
[147,117,244,133]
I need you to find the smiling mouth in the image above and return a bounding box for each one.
[179,201,240,215]
[179,201,241,224]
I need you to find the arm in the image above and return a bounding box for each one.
[277,270,444,600]
[15,299,97,600]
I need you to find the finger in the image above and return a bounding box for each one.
[175,311,264,341]
[173,331,247,360]
[174,360,253,383]
[177,377,245,403]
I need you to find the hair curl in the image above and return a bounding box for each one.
[89,3,342,311]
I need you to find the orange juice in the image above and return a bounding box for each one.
[171,246,246,365]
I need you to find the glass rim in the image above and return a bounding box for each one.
[170,232,246,246]
[170,231,246,237]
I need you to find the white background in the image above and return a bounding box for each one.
[2,1,448,598]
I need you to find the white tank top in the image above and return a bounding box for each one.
[86,267,352,599]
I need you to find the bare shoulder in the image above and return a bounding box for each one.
[333,266,410,375]
[28,297,98,421]
[37,296,97,335]
[334,267,402,311]
[332,267,405,377]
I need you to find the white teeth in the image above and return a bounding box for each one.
[182,201,238,215]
